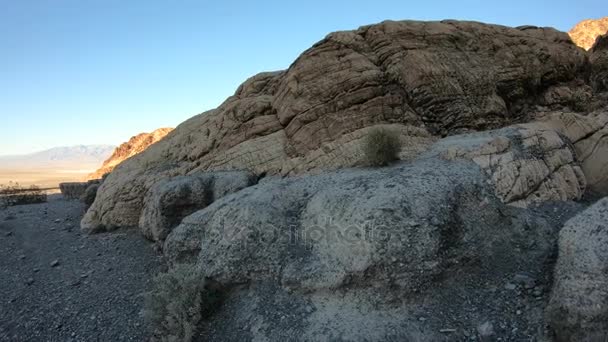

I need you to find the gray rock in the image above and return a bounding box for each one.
[477,321,495,341]
[164,157,556,341]
[547,197,608,342]
[138,171,257,241]
[50,260,60,267]
[80,183,99,209]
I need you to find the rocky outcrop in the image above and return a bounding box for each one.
[86,128,173,180]
[83,20,596,233]
[136,171,257,241]
[437,122,587,207]
[546,197,608,341]
[163,155,561,341]
[568,16,608,50]
[590,34,608,92]
[531,111,608,194]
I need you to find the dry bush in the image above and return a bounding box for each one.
[360,127,401,167]
[0,182,47,208]
[144,264,217,342]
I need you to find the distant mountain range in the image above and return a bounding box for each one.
[0,145,115,170]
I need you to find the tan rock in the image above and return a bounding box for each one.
[568,16,608,50]
[437,123,586,207]
[82,20,592,233]
[87,128,173,180]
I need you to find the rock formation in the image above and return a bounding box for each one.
[547,197,608,341]
[568,16,608,50]
[137,171,257,241]
[163,154,561,341]
[83,20,603,233]
[86,128,173,180]
[75,18,608,342]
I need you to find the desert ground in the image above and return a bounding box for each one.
[0,195,162,341]
[0,168,92,189]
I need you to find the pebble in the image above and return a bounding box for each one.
[50,259,60,267]
[513,273,536,289]
[4,232,12,237]
[19,255,26,260]
[25,278,35,285]
[504,282,516,291]
[477,321,495,340]
[54,219,61,223]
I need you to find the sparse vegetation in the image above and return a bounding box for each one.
[144,264,215,342]
[0,182,47,208]
[360,127,401,167]
[570,87,593,112]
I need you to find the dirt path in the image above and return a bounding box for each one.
[0,196,162,341]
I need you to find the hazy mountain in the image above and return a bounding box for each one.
[0,145,115,170]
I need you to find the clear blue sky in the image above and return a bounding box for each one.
[0,0,604,155]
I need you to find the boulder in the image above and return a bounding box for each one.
[83,20,591,233]
[138,171,257,241]
[163,156,559,341]
[80,183,100,209]
[546,197,608,342]
[532,111,608,194]
[437,122,587,207]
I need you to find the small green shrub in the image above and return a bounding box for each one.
[144,264,207,342]
[0,182,47,209]
[361,127,401,167]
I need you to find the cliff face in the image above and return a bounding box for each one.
[82,19,603,232]
[87,128,172,180]
[569,16,608,50]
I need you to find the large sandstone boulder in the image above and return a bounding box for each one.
[163,156,560,341]
[138,171,257,241]
[546,197,608,342]
[83,20,593,233]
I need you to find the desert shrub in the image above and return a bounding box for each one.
[0,182,47,208]
[360,127,401,167]
[570,88,593,112]
[144,264,215,342]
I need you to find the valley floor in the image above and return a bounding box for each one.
[0,196,162,341]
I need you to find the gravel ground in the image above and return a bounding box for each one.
[0,195,162,342]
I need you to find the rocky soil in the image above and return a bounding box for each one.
[0,196,162,341]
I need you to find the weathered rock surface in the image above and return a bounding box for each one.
[80,182,100,209]
[546,197,608,342]
[163,156,562,341]
[137,171,257,241]
[86,128,173,180]
[83,20,596,233]
[532,111,608,194]
[590,34,608,92]
[437,122,587,207]
[568,16,608,50]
